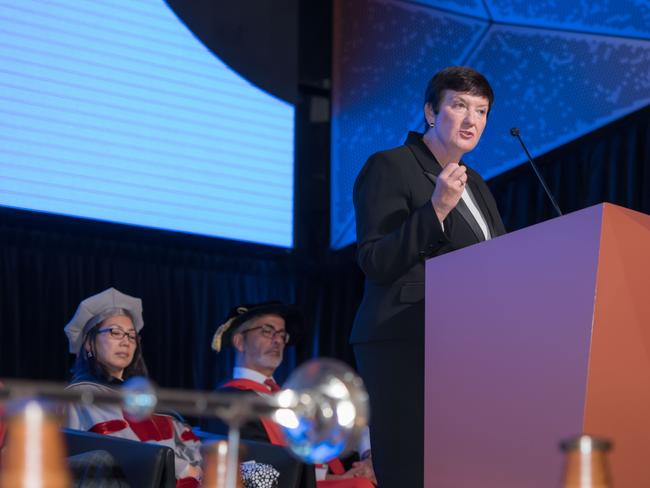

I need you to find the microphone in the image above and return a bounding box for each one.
[510,128,562,217]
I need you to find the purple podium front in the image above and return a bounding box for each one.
[424,203,650,487]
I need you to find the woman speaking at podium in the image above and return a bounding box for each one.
[351,66,506,487]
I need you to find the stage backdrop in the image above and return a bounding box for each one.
[331,0,650,249]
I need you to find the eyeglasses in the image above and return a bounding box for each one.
[97,327,138,343]
[241,324,290,344]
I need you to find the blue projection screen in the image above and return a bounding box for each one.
[0,0,294,247]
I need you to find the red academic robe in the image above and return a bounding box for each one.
[225,378,375,488]
[66,381,201,488]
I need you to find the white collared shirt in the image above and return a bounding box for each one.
[233,366,277,392]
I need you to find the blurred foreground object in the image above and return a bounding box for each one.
[275,358,369,464]
[0,358,368,487]
[560,435,612,488]
[203,440,244,488]
[0,400,71,488]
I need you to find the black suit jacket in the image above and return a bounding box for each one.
[351,132,506,344]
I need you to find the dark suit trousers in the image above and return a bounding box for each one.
[354,337,424,488]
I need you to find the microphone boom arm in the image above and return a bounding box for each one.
[510,127,563,217]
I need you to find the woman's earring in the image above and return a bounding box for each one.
[429,121,435,128]
[86,350,93,358]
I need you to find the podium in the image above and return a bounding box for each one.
[424,203,650,487]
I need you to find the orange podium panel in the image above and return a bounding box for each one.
[424,203,650,487]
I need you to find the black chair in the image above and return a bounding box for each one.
[63,428,176,488]
[196,429,316,488]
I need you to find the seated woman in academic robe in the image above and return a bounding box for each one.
[63,287,202,488]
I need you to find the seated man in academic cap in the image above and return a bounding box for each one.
[210,302,376,487]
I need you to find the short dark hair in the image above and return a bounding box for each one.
[71,312,148,383]
[424,66,494,121]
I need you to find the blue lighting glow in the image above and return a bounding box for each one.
[331,0,650,249]
[0,0,295,247]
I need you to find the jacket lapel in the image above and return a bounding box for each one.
[465,176,499,238]
[405,132,442,177]
[407,132,486,242]
[455,185,487,241]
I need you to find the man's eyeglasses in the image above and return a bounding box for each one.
[97,328,138,343]
[241,324,290,344]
